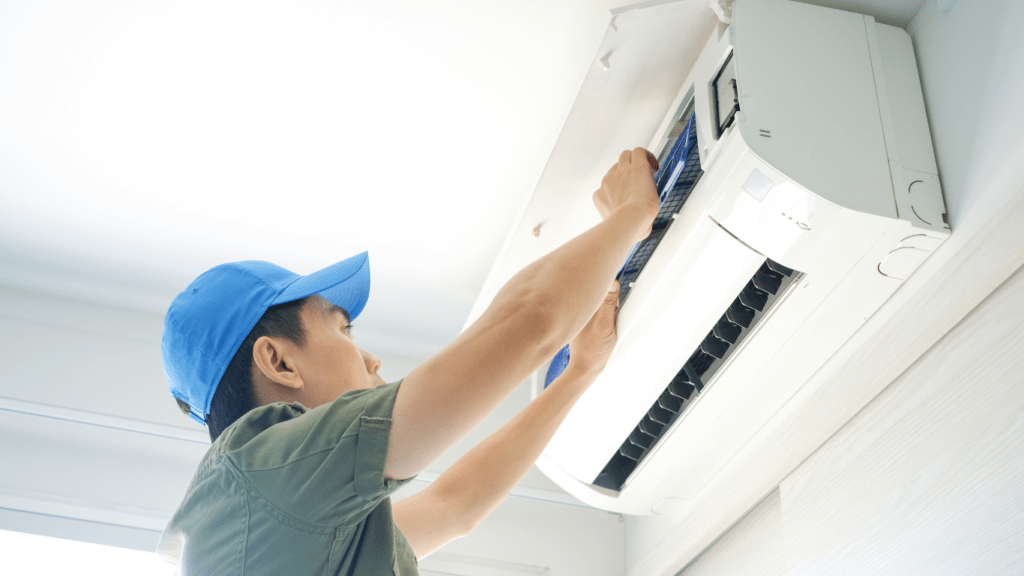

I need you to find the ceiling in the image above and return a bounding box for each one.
[0,0,926,360]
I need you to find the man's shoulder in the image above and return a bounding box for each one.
[219,401,310,450]
[219,383,401,471]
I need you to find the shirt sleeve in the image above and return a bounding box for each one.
[229,380,415,527]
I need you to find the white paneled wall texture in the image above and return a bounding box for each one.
[677,261,1024,575]
[678,490,786,576]
[778,260,1024,574]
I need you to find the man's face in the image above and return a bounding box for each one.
[289,296,387,408]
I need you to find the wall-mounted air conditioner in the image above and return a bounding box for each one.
[470,0,948,516]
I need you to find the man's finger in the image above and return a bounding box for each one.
[619,149,632,165]
[603,281,621,329]
[601,281,620,308]
[631,147,650,167]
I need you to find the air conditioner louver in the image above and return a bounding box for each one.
[594,259,801,491]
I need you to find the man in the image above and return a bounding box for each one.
[157,148,660,574]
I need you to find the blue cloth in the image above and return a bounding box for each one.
[544,345,571,389]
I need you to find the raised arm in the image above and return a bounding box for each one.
[384,148,658,480]
[393,282,620,558]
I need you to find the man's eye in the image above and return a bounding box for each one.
[344,324,354,336]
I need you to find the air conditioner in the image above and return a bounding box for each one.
[469,0,949,515]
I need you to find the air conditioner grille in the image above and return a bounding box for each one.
[618,112,703,305]
[593,258,801,492]
[544,112,703,389]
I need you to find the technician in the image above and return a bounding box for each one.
[157,148,660,574]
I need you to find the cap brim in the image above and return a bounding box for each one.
[272,251,371,319]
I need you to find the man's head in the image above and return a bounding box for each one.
[176,294,384,441]
[162,253,375,441]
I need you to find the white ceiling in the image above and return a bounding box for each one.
[0,0,926,359]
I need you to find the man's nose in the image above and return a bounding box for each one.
[360,348,381,374]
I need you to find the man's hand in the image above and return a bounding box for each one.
[593,147,660,242]
[566,281,620,377]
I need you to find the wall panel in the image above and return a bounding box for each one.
[778,263,1024,575]
[678,490,785,576]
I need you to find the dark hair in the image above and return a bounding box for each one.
[175,296,311,442]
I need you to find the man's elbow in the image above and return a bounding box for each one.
[432,491,478,540]
[451,509,486,540]
[487,291,564,359]
[519,305,570,369]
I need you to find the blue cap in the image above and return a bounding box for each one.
[161,252,371,425]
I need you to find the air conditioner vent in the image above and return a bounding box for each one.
[593,258,801,491]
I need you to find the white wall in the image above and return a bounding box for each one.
[677,490,785,576]
[626,0,1024,573]
[777,262,1024,574]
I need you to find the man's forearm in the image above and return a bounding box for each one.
[496,148,658,358]
[489,202,649,358]
[427,364,599,534]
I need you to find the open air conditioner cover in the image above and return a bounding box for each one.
[468,0,948,515]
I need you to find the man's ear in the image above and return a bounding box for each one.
[252,335,304,390]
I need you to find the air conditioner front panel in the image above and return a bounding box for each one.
[735,0,895,220]
[545,217,766,483]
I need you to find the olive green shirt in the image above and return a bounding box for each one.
[157,381,418,575]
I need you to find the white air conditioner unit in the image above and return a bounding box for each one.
[468,0,948,516]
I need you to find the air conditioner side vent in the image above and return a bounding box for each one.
[593,258,802,492]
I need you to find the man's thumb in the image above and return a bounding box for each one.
[605,280,621,304]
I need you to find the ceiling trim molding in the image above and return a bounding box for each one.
[0,487,169,532]
[0,396,209,444]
